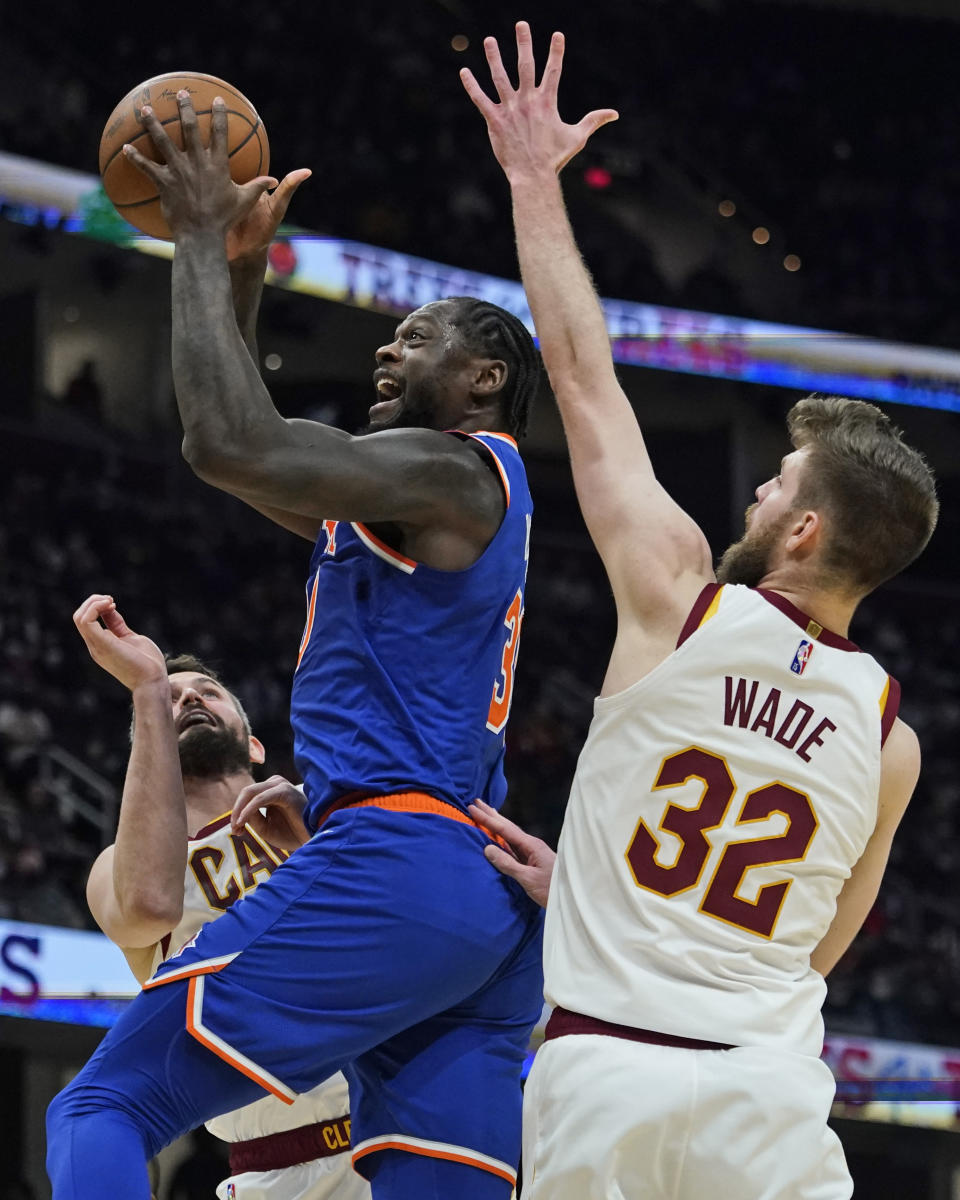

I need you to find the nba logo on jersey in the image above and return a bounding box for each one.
[226,1186,236,1199]
[790,639,814,675]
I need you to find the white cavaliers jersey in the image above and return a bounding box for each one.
[544,584,900,1057]
[151,814,352,1142]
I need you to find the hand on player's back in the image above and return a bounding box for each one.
[123,93,278,238]
[468,799,556,908]
[73,594,168,692]
[460,21,617,184]
[232,774,311,852]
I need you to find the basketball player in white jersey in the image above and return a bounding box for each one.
[462,24,939,1199]
[74,592,370,1200]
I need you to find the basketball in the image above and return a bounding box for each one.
[99,71,270,240]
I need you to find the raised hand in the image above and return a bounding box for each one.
[73,594,167,692]
[122,91,278,238]
[459,21,618,183]
[468,799,556,908]
[226,167,312,265]
[231,774,310,851]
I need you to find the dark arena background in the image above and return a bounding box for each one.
[1,0,960,1196]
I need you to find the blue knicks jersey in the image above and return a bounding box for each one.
[291,431,532,831]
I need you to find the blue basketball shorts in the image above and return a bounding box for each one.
[87,800,542,1190]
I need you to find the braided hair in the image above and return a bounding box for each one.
[445,297,542,439]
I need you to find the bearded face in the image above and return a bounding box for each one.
[177,723,252,780]
[716,505,796,588]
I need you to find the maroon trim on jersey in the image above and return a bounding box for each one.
[190,813,232,841]
[544,1007,734,1052]
[755,589,860,651]
[676,583,723,649]
[228,1116,352,1173]
[880,676,901,748]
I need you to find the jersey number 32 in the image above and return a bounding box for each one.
[625,746,818,939]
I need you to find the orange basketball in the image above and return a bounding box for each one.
[99,71,270,240]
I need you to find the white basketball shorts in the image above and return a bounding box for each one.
[521,1032,852,1200]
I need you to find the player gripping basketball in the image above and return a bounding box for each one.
[45,92,544,1200]
[74,593,369,1200]
[461,23,938,1199]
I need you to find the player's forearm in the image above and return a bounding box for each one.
[172,231,288,477]
[112,681,187,927]
[509,171,616,392]
[230,251,268,364]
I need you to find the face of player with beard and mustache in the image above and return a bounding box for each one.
[361,301,489,437]
[169,672,252,780]
[716,450,809,587]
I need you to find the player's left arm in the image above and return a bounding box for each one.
[810,718,920,978]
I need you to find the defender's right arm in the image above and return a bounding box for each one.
[462,25,714,653]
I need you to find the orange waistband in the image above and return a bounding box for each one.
[320,791,509,850]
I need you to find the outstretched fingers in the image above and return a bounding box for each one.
[575,107,620,141]
[273,168,312,217]
[483,34,516,101]
[209,96,229,161]
[177,91,203,156]
[278,167,313,197]
[136,105,178,165]
[515,20,536,90]
[123,109,169,183]
[122,141,164,183]
[539,30,565,99]
[236,175,280,220]
[459,67,498,119]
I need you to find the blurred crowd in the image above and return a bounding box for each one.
[2,0,959,346]
[0,418,957,1047]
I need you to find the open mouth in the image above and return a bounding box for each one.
[370,374,404,422]
[177,710,217,733]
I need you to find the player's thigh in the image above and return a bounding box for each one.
[349,919,542,1185]
[49,978,268,1158]
[685,1046,852,1200]
[216,1156,370,1200]
[151,811,533,1094]
[522,1035,697,1200]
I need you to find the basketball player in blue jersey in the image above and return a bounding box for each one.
[46,97,544,1200]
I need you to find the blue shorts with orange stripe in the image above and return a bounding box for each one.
[46,798,543,1199]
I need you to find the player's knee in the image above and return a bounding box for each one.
[46,1078,91,1183]
[46,1077,78,1135]
[46,1070,134,1142]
